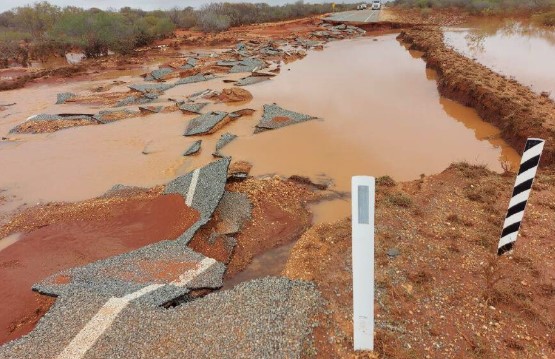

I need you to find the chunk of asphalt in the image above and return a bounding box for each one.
[387,248,401,258]
[175,74,216,86]
[165,157,231,238]
[254,104,317,133]
[184,111,228,136]
[138,106,164,114]
[228,108,255,119]
[128,83,174,94]
[183,140,202,156]
[3,278,323,359]
[235,75,272,86]
[229,58,265,73]
[9,114,97,133]
[214,191,252,234]
[87,278,323,359]
[213,132,237,157]
[114,94,158,107]
[34,242,226,305]
[178,102,208,114]
[148,67,174,81]
[55,92,76,104]
[93,109,140,124]
[217,60,241,67]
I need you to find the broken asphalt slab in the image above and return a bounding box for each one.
[213,132,237,157]
[0,278,323,359]
[184,111,229,136]
[34,158,231,302]
[183,140,202,156]
[254,104,318,133]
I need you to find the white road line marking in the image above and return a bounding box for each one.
[364,12,374,22]
[171,257,217,287]
[185,168,201,206]
[56,256,218,359]
[56,284,163,359]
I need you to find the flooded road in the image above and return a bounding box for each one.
[224,35,520,192]
[0,34,519,215]
[444,21,555,99]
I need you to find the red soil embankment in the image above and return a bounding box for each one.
[0,190,199,345]
[398,26,555,165]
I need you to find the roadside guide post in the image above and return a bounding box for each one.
[351,176,375,351]
[497,138,545,255]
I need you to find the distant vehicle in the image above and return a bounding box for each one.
[371,0,381,10]
[357,4,367,10]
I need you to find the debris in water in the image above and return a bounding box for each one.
[254,104,317,133]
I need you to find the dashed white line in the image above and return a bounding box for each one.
[56,284,163,359]
[185,168,201,206]
[56,256,217,359]
[172,257,217,287]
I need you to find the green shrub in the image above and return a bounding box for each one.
[197,12,232,32]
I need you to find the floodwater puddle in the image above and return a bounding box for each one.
[444,20,555,99]
[0,34,520,215]
[222,241,296,290]
[223,34,520,192]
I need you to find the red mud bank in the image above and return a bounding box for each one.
[398,27,555,165]
[0,190,199,345]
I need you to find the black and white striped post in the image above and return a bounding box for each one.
[352,176,375,350]
[498,138,545,255]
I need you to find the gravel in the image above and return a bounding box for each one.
[86,278,322,359]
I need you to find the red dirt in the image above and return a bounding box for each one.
[0,191,199,345]
[188,177,321,278]
[285,163,555,358]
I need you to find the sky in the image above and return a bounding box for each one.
[0,0,354,13]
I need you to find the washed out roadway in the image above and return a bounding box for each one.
[324,9,381,23]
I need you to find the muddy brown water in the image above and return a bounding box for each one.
[444,20,555,100]
[0,34,519,220]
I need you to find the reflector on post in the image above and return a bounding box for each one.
[351,176,375,351]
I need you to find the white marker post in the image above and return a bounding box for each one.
[351,176,375,351]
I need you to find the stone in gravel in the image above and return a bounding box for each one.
[184,111,228,136]
[254,103,317,133]
[387,248,401,258]
[178,102,208,114]
[183,140,202,156]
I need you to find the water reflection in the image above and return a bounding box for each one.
[444,20,555,98]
